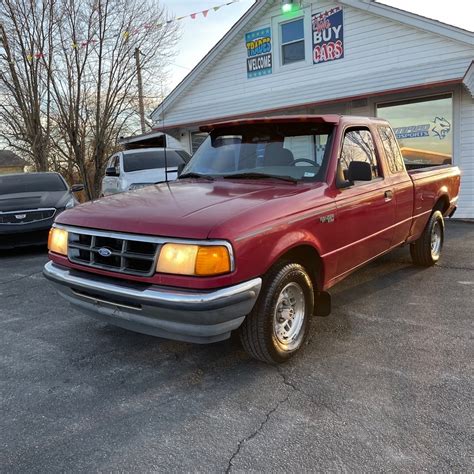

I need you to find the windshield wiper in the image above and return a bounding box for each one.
[179,172,214,181]
[223,172,297,183]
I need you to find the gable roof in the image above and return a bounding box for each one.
[151,0,272,122]
[343,0,474,43]
[463,60,474,97]
[152,0,474,123]
[0,150,27,167]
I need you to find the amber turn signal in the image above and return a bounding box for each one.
[48,227,68,256]
[195,246,231,276]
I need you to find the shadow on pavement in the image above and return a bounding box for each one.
[0,245,48,259]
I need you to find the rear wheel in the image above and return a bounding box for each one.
[239,262,314,364]
[410,210,445,266]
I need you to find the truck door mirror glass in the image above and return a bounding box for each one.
[347,161,372,182]
[106,167,119,177]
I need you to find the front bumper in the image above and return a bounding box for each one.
[0,218,55,249]
[43,261,262,343]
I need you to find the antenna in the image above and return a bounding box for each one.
[160,80,169,183]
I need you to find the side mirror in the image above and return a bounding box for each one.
[347,161,372,182]
[106,167,119,177]
[177,163,186,177]
[71,184,84,193]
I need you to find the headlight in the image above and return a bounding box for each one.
[48,227,68,256]
[65,197,76,209]
[156,243,231,276]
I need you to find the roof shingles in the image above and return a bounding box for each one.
[0,150,27,167]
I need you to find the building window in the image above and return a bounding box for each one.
[377,95,453,167]
[281,18,305,65]
[191,132,208,154]
[339,129,380,182]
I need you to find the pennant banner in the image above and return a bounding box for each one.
[12,0,240,62]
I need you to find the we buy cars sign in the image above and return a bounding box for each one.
[312,7,344,64]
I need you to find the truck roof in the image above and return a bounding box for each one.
[120,147,183,154]
[200,115,389,132]
[1,171,61,179]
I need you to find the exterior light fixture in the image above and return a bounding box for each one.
[282,0,299,13]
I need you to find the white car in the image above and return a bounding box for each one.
[101,148,191,196]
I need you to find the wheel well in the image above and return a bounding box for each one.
[434,195,450,215]
[276,245,323,291]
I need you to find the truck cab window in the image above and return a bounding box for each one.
[339,129,380,182]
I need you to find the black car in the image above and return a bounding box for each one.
[0,172,83,249]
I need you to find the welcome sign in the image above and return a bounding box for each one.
[245,27,272,79]
[312,7,344,64]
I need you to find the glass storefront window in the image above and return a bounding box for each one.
[191,132,208,154]
[377,95,453,166]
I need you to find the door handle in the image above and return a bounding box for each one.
[384,190,393,202]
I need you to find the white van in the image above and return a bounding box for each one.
[101,148,191,196]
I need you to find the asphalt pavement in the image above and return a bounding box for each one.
[0,221,473,472]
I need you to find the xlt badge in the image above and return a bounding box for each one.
[320,214,335,223]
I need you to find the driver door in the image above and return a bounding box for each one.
[102,155,121,195]
[333,128,396,278]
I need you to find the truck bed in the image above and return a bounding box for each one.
[408,164,461,240]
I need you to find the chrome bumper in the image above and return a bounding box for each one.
[43,261,261,343]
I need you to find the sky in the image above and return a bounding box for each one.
[161,0,474,92]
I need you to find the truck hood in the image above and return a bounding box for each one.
[56,179,325,239]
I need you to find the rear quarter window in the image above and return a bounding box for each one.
[378,126,405,173]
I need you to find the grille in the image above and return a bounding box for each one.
[68,230,160,276]
[0,208,56,224]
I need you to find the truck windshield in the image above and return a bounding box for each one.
[182,123,334,182]
[0,173,66,195]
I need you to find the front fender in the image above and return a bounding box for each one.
[265,229,323,272]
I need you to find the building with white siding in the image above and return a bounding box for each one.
[151,0,474,218]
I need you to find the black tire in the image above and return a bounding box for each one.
[239,262,314,364]
[410,210,445,266]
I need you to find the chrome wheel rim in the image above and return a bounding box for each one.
[431,221,442,258]
[273,282,306,350]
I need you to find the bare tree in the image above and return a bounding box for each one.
[0,1,55,170]
[0,0,179,198]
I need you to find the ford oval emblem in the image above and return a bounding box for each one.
[98,247,112,257]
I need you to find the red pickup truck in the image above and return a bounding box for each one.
[44,115,460,363]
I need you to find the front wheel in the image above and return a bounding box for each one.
[410,210,445,266]
[239,262,314,364]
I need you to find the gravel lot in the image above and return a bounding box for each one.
[1,221,473,472]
